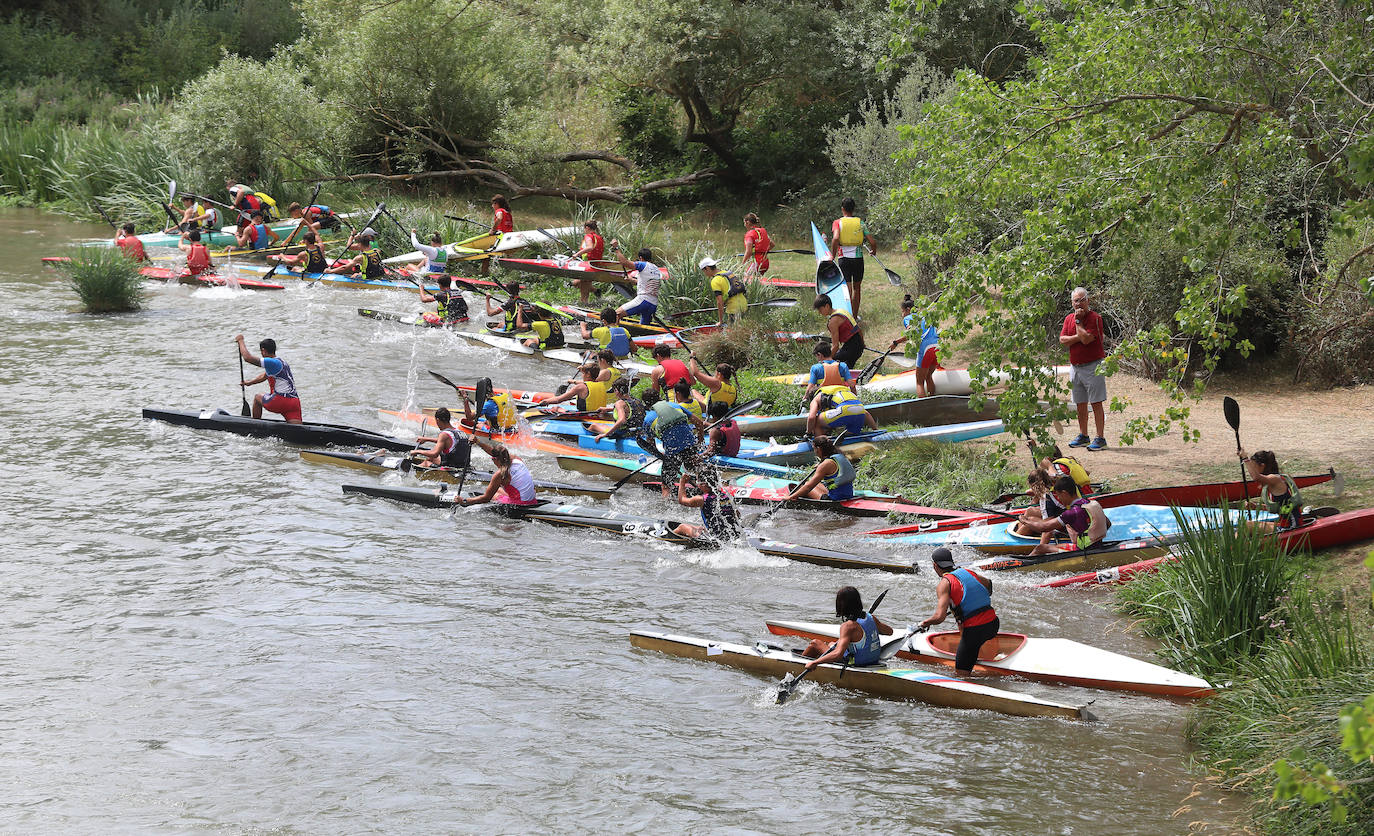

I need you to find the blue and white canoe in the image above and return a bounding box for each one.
[531,424,796,478]
[733,395,1001,438]
[812,221,852,315]
[874,504,1275,554]
[735,419,1004,466]
[227,262,441,294]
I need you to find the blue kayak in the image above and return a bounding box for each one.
[812,221,851,315]
[530,421,795,477]
[228,263,441,294]
[873,504,1275,554]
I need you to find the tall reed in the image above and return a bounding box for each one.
[61,248,144,313]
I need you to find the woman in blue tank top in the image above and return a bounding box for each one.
[800,586,893,669]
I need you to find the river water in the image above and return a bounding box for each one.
[0,208,1241,833]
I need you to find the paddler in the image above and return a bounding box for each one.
[177,229,213,276]
[164,194,201,233]
[608,240,663,325]
[641,394,706,497]
[1011,469,1065,549]
[814,294,865,368]
[409,228,449,276]
[460,378,519,435]
[1239,449,1304,531]
[1038,444,1092,497]
[593,379,647,441]
[540,364,611,414]
[828,197,877,316]
[579,307,633,359]
[517,306,567,351]
[671,379,704,427]
[646,343,691,400]
[571,220,606,304]
[799,586,893,670]
[325,228,385,281]
[235,334,302,423]
[689,358,738,410]
[288,202,340,233]
[268,231,329,275]
[918,548,998,674]
[457,441,538,507]
[802,341,854,405]
[806,382,876,438]
[700,257,748,325]
[479,194,513,276]
[409,406,472,470]
[233,209,281,252]
[114,223,149,263]
[592,350,622,386]
[485,284,530,332]
[742,212,771,278]
[782,435,855,501]
[1020,475,1111,554]
[227,184,265,230]
[671,472,742,542]
[704,401,742,458]
[887,294,940,397]
[417,274,469,325]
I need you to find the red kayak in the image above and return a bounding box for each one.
[1039,507,1374,588]
[868,470,1341,537]
[43,257,284,290]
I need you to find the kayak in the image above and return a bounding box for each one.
[869,469,1342,536]
[357,308,468,328]
[454,331,656,374]
[875,504,1274,554]
[734,419,1004,467]
[734,395,1001,438]
[812,221,851,315]
[556,453,749,483]
[383,226,582,266]
[544,304,674,337]
[528,422,796,477]
[82,215,352,251]
[765,620,1215,698]
[629,630,1092,720]
[965,539,1171,574]
[763,366,1073,397]
[630,328,820,351]
[299,449,612,499]
[497,256,636,285]
[228,263,441,294]
[745,537,916,573]
[1040,507,1374,588]
[142,407,413,451]
[41,259,286,291]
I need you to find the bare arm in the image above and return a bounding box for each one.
[920,578,953,628]
[786,458,835,501]
[234,335,262,367]
[804,620,864,670]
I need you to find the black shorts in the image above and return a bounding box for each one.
[955,616,1000,672]
[833,334,865,368]
[838,256,865,285]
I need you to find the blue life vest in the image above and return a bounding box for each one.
[250,223,269,250]
[846,612,881,666]
[262,356,298,399]
[605,326,632,358]
[822,452,855,500]
[949,567,993,624]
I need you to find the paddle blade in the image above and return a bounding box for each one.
[475,377,492,410]
[759,297,798,308]
[169,180,177,203]
[1222,396,1240,432]
[884,268,903,287]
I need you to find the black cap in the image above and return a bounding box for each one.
[932,547,955,570]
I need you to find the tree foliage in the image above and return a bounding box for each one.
[875,0,1374,443]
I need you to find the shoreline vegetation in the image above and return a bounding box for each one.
[7,0,1374,830]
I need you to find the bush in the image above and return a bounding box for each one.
[857,438,1019,509]
[1293,217,1374,385]
[62,247,144,313]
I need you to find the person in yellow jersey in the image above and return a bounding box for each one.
[828,197,877,316]
[594,379,647,442]
[516,306,566,351]
[164,194,203,233]
[671,380,703,428]
[699,257,748,325]
[579,307,634,359]
[806,382,876,438]
[688,357,738,411]
[460,378,519,435]
[1037,444,1093,497]
[540,364,612,414]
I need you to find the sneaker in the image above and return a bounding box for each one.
[1087,437,1107,451]
[1067,434,1090,448]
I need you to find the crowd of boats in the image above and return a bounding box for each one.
[71,187,1374,721]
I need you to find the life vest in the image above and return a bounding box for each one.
[601,366,623,387]
[200,206,219,228]
[530,319,565,349]
[582,380,609,411]
[816,360,848,388]
[677,398,703,423]
[581,232,605,261]
[359,247,384,280]
[836,216,864,247]
[700,492,740,541]
[248,223,269,250]
[254,192,279,220]
[820,384,860,409]
[425,248,448,274]
[620,396,647,436]
[264,357,298,398]
[1060,497,1111,548]
[489,392,517,432]
[305,204,332,221]
[845,612,881,666]
[713,419,741,458]
[435,289,467,322]
[115,235,147,262]
[822,452,855,496]
[437,427,471,469]
[300,246,327,274]
[595,325,632,358]
[1261,474,1302,519]
[186,243,211,275]
[652,401,690,428]
[723,271,746,298]
[237,193,262,214]
[658,358,690,389]
[493,207,513,235]
[831,310,859,345]
[746,227,771,262]
[1051,456,1091,495]
[708,379,737,408]
[948,567,995,625]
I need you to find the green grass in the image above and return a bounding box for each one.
[856,438,1020,509]
[61,247,144,313]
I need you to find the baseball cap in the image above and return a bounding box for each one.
[698,257,717,270]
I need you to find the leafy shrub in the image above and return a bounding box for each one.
[1293,217,1374,385]
[858,438,1018,509]
[61,247,144,312]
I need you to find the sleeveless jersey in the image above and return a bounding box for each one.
[845,612,881,666]
[948,567,996,627]
[658,358,690,389]
[300,246,327,274]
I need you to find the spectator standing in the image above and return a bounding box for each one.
[1060,286,1107,451]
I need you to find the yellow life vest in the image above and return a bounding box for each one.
[1053,456,1091,493]
[819,383,859,406]
[602,366,623,386]
[709,379,737,408]
[491,392,518,431]
[836,216,864,247]
[254,192,280,220]
[678,399,703,423]
[584,380,609,411]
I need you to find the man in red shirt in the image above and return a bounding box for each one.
[1059,286,1107,450]
[114,224,148,263]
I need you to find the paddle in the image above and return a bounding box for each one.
[1223,396,1250,502]
[532,227,574,253]
[868,252,906,288]
[92,201,118,230]
[776,588,889,705]
[734,249,815,256]
[856,342,901,385]
[747,429,850,526]
[186,192,249,226]
[667,298,798,320]
[609,398,764,491]
[445,215,484,227]
[311,203,386,285]
[237,348,251,416]
[264,183,320,281]
[160,180,184,233]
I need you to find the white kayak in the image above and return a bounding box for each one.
[384,226,581,265]
[455,331,654,374]
[765,620,1215,699]
[762,366,1072,396]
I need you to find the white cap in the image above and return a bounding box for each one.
[227,184,242,194]
[698,257,717,270]
[359,227,377,238]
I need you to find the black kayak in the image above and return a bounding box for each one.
[142,408,413,452]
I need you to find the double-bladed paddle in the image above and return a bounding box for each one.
[160,180,185,233]
[1223,396,1249,501]
[445,214,484,227]
[776,587,889,705]
[733,249,815,256]
[868,251,906,288]
[608,398,764,491]
[856,342,900,385]
[92,200,118,230]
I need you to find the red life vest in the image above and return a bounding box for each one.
[659,358,690,389]
[115,235,148,263]
[186,243,211,275]
[493,207,513,234]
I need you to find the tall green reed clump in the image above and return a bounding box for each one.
[1113,504,1299,677]
[62,248,144,313]
[859,438,1018,508]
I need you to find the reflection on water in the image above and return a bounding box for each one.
[0,208,1240,832]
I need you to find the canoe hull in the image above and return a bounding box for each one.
[143,408,412,451]
[302,450,611,499]
[734,395,1001,437]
